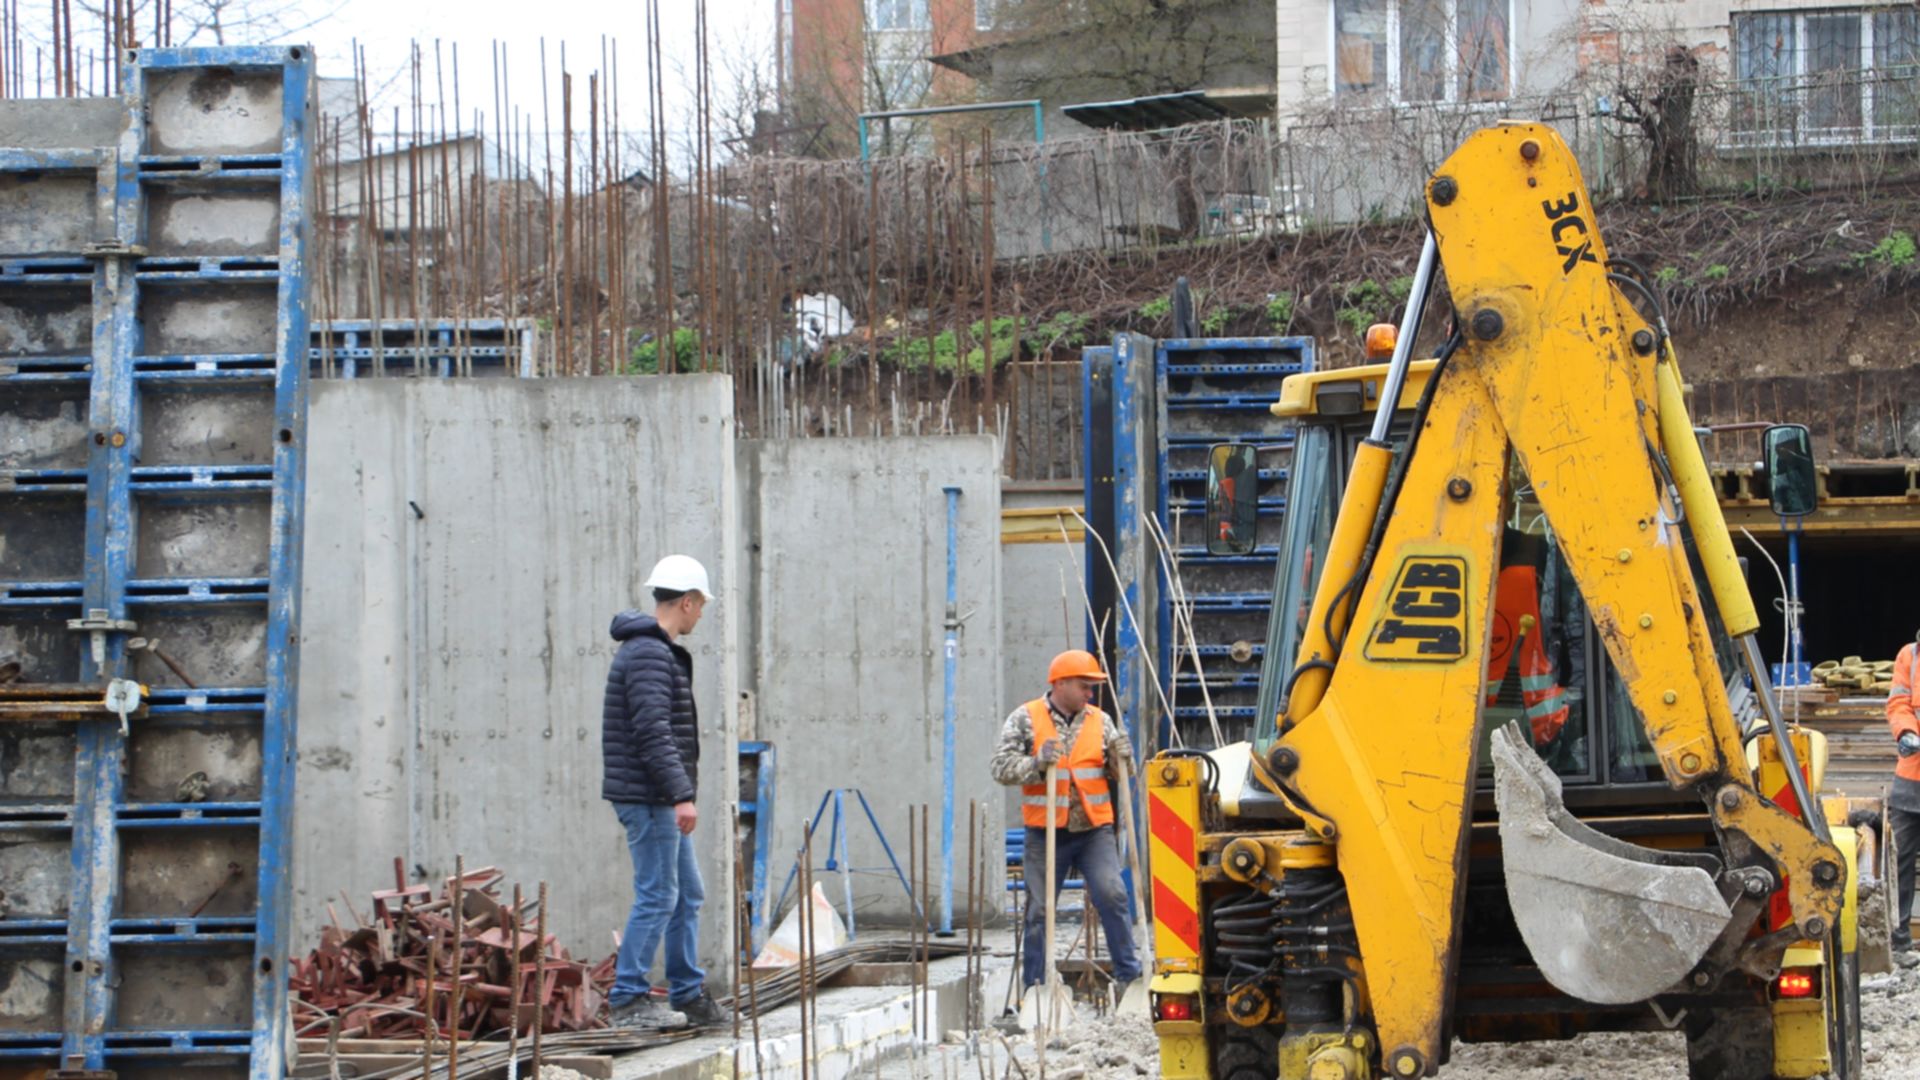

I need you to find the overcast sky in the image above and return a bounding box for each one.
[311,0,773,155]
[9,0,774,166]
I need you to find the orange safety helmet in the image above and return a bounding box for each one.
[1047,649,1109,684]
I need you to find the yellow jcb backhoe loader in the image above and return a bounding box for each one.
[1145,123,1874,1079]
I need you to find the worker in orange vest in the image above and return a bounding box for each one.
[1888,632,1920,951]
[1486,564,1571,746]
[990,649,1143,998]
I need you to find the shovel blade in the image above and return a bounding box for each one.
[1491,723,1733,1004]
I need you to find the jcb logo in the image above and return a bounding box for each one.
[1365,556,1469,662]
[1542,192,1598,273]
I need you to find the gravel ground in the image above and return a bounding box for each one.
[1448,953,1920,1080]
[943,953,1920,1079]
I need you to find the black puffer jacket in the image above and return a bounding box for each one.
[601,612,699,805]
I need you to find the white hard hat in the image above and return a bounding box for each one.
[645,554,712,599]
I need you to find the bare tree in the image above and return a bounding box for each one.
[75,0,339,47]
[1611,45,1703,201]
[776,0,979,158]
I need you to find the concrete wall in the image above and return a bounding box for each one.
[998,508,1086,826]
[297,376,740,976]
[738,437,1007,927]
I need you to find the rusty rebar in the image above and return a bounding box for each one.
[798,824,812,1080]
[983,129,996,421]
[507,882,523,1080]
[421,927,439,1079]
[921,801,931,1046]
[731,804,743,1080]
[533,881,548,1073]
[745,860,764,1080]
[907,804,917,1045]
[447,854,464,1080]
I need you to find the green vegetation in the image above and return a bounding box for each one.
[965,316,1020,371]
[1136,295,1173,321]
[1265,293,1295,332]
[629,328,700,373]
[1702,263,1730,281]
[1335,279,1398,339]
[1859,231,1917,269]
[882,330,961,371]
[1024,311,1091,352]
[1201,307,1235,335]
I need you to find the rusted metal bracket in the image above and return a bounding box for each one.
[0,683,150,725]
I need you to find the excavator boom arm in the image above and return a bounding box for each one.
[1270,124,1845,1077]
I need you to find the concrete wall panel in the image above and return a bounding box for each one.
[999,534,1086,825]
[298,376,739,974]
[740,437,1006,926]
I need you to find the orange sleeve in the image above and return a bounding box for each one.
[1888,644,1919,740]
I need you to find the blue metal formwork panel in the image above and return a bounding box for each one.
[0,46,312,1079]
[311,318,540,378]
[1153,337,1313,748]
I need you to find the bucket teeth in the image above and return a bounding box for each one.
[1491,722,1732,1004]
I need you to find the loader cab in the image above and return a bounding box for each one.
[1224,360,1760,808]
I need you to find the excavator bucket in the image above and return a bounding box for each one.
[1490,723,1734,1004]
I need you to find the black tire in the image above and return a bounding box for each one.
[1826,941,1863,1080]
[1684,1006,1774,1080]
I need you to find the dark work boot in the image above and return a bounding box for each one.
[610,996,688,1030]
[672,988,731,1028]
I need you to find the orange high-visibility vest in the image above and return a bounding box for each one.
[1889,642,1920,783]
[1485,565,1570,745]
[1020,699,1115,829]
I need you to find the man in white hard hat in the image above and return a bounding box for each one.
[602,555,728,1029]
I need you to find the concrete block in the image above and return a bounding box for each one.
[738,437,1006,925]
[0,97,124,149]
[298,376,740,981]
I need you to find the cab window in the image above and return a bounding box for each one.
[1474,465,1595,782]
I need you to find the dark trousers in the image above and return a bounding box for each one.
[1893,804,1920,949]
[1020,824,1142,988]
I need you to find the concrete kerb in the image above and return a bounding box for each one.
[612,938,1018,1080]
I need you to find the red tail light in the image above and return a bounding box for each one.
[1154,994,1195,1021]
[1776,969,1818,999]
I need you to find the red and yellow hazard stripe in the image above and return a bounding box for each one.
[1147,756,1203,962]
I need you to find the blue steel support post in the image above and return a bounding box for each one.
[751,744,776,952]
[938,485,961,936]
[772,789,838,923]
[251,46,314,1079]
[62,62,149,1071]
[1110,335,1147,754]
[854,791,919,919]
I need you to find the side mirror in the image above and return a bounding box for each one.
[1206,443,1260,556]
[1763,423,1817,518]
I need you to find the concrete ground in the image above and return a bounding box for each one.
[604,924,1920,1080]
[609,930,1030,1080]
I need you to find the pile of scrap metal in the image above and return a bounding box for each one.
[290,862,613,1040]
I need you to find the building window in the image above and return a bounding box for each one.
[1333,0,1509,103]
[871,56,932,110]
[870,0,929,32]
[1733,7,1920,142]
[976,0,995,32]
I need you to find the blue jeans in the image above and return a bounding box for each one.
[610,802,706,1007]
[1021,824,1141,988]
